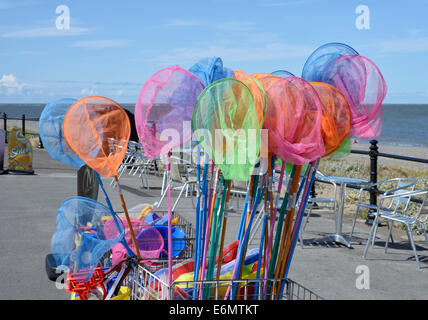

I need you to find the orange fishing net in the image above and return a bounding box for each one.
[251,72,281,91]
[63,96,130,177]
[232,70,266,127]
[310,82,351,157]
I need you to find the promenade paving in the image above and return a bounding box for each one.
[1,148,428,299]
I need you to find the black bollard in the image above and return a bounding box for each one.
[22,114,26,136]
[367,140,378,225]
[3,113,7,144]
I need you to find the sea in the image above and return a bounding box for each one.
[0,103,428,147]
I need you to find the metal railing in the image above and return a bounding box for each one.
[1,112,43,148]
[313,140,428,222]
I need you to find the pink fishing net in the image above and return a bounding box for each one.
[321,55,386,139]
[135,66,205,159]
[264,77,325,164]
[104,216,164,265]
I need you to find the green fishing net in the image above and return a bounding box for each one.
[192,78,261,181]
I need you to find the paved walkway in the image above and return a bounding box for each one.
[1,148,428,299]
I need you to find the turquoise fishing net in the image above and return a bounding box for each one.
[39,98,85,170]
[51,196,125,282]
[189,57,233,87]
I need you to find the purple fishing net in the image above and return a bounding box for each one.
[302,42,359,82]
[321,55,387,139]
[135,66,205,159]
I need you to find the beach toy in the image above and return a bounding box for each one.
[63,96,142,260]
[135,65,205,160]
[251,72,281,91]
[63,96,129,177]
[104,216,164,265]
[135,66,204,286]
[192,78,261,181]
[189,57,233,87]
[232,70,266,127]
[263,77,325,165]
[51,196,125,282]
[320,55,387,139]
[310,82,351,157]
[153,225,186,259]
[38,98,85,169]
[301,42,359,82]
[271,70,295,77]
[259,77,324,298]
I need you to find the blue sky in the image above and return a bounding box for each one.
[0,0,427,103]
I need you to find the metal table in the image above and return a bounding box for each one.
[313,176,370,248]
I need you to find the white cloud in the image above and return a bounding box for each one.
[71,39,130,49]
[0,0,37,10]
[146,42,312,65]
[0,74,25,95]
[1,26,93,38]
[163,19,201,27]
[80,85,98,96]
[378,37,428,53]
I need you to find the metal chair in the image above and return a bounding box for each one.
[363,189,428,269]
[299,171,338,248]
[154,152,198,212]
[350,177,417,239]
[111,141,157,189]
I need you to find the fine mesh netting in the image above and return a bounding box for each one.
[271,70,295,77]
[301,42,359,82]
[328,137,352,159]
[135,66,205,160]
[251,72,281,92]
[192,78,261,181]
[104,217,164,265]
[63,96,130,177]
[310,82,351,157]
[39,98,85,170]
[51,196,125,282]
[321,55,386,139]
[189,57,233,87]
[232,70,266,127]
[263,77,325,164]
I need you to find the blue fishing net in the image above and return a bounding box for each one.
[51,196,125,282]
[301,42,359,82]
[189,57,233,87]
[271,70,295,77]
[39,98,85,170]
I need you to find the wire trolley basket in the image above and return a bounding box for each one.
[137,210,195,273]
[126,263,323,301]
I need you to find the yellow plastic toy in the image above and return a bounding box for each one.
[71,286,130,300]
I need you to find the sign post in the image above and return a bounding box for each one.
[7,128,34,175]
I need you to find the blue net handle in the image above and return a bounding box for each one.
[95,172,136,259]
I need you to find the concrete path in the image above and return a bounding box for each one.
[1,148,428,299]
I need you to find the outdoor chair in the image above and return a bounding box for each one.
[299,171,338,248]
[350,177,417,239]
[111,141,157,189]
[154,151,198,212]
[362,189,428,269]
